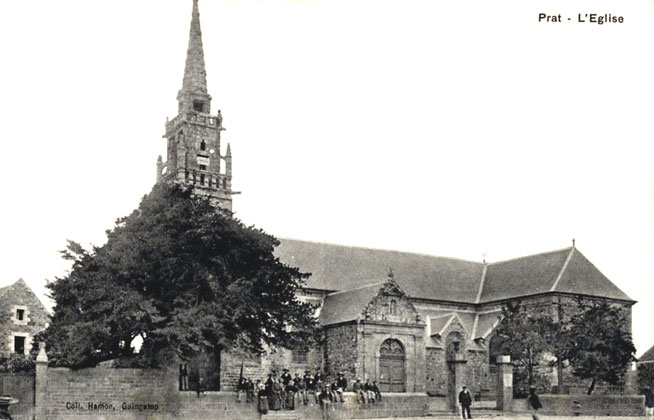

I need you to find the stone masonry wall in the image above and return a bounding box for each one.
[31,363,428,420]
[512,394,644,416]
[41,367,178,420]
[324,323,358,379]
[466,349,496,400]
[426,348,447,396]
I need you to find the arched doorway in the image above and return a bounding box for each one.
[379,339,405,392]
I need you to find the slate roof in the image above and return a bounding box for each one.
[319,282,384,326]
[639,345,654,363]
[428,315,454,336]
[275,239,633,304]
[474,312,502,339]
[275,239,484,303]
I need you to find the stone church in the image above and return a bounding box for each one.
[157,0,635,407]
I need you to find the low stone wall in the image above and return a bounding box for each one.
[179,391,428,420]
[511,394,645,417]
[32,362,428,420]
[40,367,178,420]
[0,373,34,420]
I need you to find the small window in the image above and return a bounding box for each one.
[222,179,227,189]
[14,336,25,354]
[390,300,397,315]
[16,309,24,321]
[200,140,207,151]
[200,174,205,185]
[193,100,204,112]
[199,164,207,171]
[292,349,308,364]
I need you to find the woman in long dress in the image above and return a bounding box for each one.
[285,381,297,410]
[257,381,269,414]
[270,379,283,410]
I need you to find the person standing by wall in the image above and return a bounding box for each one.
[295,373,307,405]
[458,385,472,419]
[335,372,347,403]
[644,386,654,419]
[179,363,189,391]
[528,385,542,420]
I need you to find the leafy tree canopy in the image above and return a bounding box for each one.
[41,183,319,367]
[494,301,552,387]
[495,298,635,395]
[567,299,636,394]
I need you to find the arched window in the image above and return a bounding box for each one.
[390,300,397,315]
[200,140,206,151]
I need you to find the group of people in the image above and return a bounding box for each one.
[234,368,383,418]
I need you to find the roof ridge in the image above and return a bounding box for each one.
[475,263,488,303]
[550,247,575,292]
[487,246,573,266]
[279,237,483,265]
[325,281,386,297]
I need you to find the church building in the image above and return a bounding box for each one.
[157,0,636,408]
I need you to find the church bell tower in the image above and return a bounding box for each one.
[157,0,234,212]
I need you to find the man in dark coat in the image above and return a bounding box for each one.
[528,385,542,420]
[335,372,347,403]
[295,373,307,405]
[458,385,472,419]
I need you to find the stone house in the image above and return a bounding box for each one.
[0,278,49,357]
[160,0,636,407]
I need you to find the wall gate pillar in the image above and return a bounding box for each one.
[34,342,48,420]
[447,354,467,413]
[496,355,513,411]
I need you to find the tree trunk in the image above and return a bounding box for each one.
[528,349,534,387]
[586,377,596,395]
[215,347,222,391]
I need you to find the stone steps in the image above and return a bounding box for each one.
[429,408,503,418]
[261,412,300,420]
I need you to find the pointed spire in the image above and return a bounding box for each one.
[225,143,232,177]
[156,155,163,182]
[178,0,211,113]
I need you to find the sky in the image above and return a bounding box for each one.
[0,0,653,355]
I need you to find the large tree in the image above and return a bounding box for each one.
[494,301,553,389]
[567,299,636,394]
[41,183,319,367]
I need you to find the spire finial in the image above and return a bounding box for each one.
[482,252,487,264]
[388,267,394,280]
[178,0,211,113]
[572,238,576,248]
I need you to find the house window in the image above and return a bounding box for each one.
[200,174,205,185]
[16,309,24,321]
[292,349,308,364]
[200,140,207,151]
[390,300,397,315]
[14,336,25,354]
[199,164,207,171]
